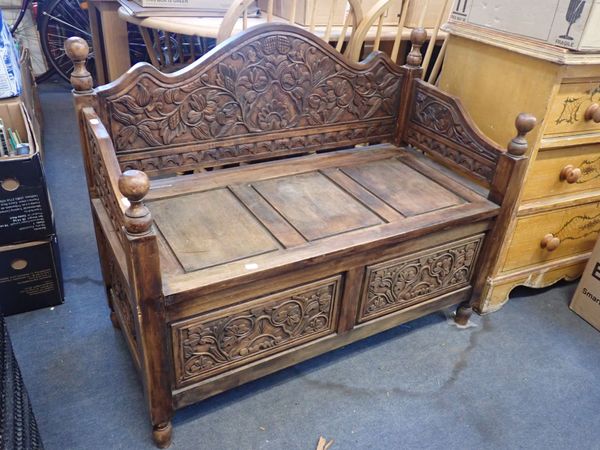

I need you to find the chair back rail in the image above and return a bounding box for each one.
[347,0,451,80]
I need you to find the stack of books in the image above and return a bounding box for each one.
[119,0,259,18]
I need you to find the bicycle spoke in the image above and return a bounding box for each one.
[42,11,91,37]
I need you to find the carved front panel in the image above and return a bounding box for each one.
[172,276,341,386]
[406,81,503,185]
[358,236,483,322]
[97,25,404,173]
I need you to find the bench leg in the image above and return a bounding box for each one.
[109,309,121,330]
[152,421,173,448]
[454,301,473,326]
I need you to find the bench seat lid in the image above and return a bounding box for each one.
[144,145,499,298]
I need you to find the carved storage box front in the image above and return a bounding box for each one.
[172,276,342,387]
[359,236,483,323]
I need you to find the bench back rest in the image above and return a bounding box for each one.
[92,24,407,177]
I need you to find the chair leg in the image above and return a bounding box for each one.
[454,301,473,326]
[152,421,173,448]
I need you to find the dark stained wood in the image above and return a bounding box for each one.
[252,171,383,241]
[149,188,279,271]
[320,167,405,223]
[341,159,464,216]
[228,184,307,248]
[404,79,507,186]
[66,23,529,447]
[172,287,471,410]
[469,114,536,315]
[94,24,406,176]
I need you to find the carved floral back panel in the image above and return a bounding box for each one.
[98,27,405,174]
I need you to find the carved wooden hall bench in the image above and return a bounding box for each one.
[65,24,535,447]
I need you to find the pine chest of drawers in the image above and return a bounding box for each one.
[439,23,600,312]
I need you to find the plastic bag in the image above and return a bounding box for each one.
[0,10,22,99]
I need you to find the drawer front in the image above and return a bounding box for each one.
[504,202,600,272]
[172,276,342,386]
[523,143,600,201]
[546,80,600,137]
[358,235,484,323]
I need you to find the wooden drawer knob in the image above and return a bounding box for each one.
[540,234,561,251]
[585,103,600,123]
[560,164,582,183]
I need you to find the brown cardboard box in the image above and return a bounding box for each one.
[0,235,63,316]
[570,237,600,331]
[450,0,600,51]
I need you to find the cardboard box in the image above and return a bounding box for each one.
[450,0,600,51]
[0,235,63,316]
[258,0,403,26]
[570,237,600,330]
[0,99,52,246]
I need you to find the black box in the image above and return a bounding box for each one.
[0,152,54,245]
[0,98,52,245]
[0,235,64,316]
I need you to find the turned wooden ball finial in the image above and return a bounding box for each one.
[507,113,537,156]
[118,170,152,235]
[406,27,427,68]
[64,36,93,92]
[585,103,600,123]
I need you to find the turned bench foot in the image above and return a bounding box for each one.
[153,422,172,448]
[454,302,473,326]
[109,311,120,330]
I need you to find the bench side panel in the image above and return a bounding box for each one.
[404,79,505,186]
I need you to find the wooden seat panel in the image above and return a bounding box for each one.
[341,159,465,216]
[146,147,498,287]
[252,171,383,241]
[150,188,279,272]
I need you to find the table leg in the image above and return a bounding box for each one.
[96,2,131,82]
[87,2,106,84]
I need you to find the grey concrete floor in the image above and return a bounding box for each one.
[5,81,600,450]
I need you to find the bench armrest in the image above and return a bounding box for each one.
[82,107,154,238]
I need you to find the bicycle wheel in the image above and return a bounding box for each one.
[3,0,54,82]
[38,0,96,82]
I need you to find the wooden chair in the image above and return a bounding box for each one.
[137,28,214,71]
[219,0,364,53]
[347,0,451,83]
[137,0,363,71]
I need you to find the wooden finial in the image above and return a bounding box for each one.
[64,36,93,92]
[584,103,600,123]
[406,28,427,68]
[507,113,537,156]
[118,170,152,235]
